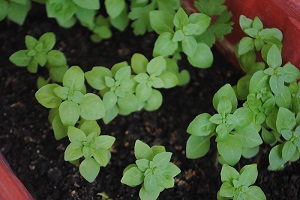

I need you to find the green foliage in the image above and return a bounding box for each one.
[121,140,180,200]
[237,15,283,60]
[9,32,68,84]
[85,54,183,124]
[129,0,180,35]
[36,66,105,128]
[45,0,100,27]
[186,15,300,179]
[218,164,266,200]
[64,122,116,182]
[194,0,234,47]
[150,7,214,68]
[0,0,31,25]
[186,84,262,165]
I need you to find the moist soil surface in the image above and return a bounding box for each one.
[1,4,300,200]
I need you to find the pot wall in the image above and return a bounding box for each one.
[0,153,34,200]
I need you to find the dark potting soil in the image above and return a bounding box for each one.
[1,4,300,200]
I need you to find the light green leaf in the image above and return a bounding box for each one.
[105,0,125,18]
[233,107,253,128]
[217,135,242,166]
[9,50,31,67]
[64,142,83,161]
[187,42,213,68]
[93,149,111,167]
[268,144,285,170]
[144,173,158,192]
[182,36,197,57]
[233,126,262,148]
[249,71,268,94]
[95,135,116,149]
[103,91,118,110]
[7,1,30,25]
[136,159,149,172]
[219,182,235,198]
[52,115,68,140]
[213,84,237,112]
[267,45,282,68]
[35,84,62,108]
[139,186,160,200]
[134,140,153,160]
[63,66,85,91]
[80,93,105,120]
[237,37,254,56]
[220,164,239,182]
[158,71,178,88]
[239,15,252,30]
[149,10,174,34]
[239,164,258,187]
[39,32,56,52]
[85,66,112,90]
[136,84,152,102]
[282,141,297,162]
[186,135,211,159]
[173,7,189,29]
[151,152,172,169]
[153,32,178,57]
[118,93,139,113]
[245,186,266,200]
[144,89,163,111]
[67,126,86,143]
[147,56,166,76]
[115,66,131,81]
[276,107,296,132]
[161,162,180,177]
[47,50,67,67]
[79,158,100,183]
[73,0,99,10]
[59,100,80,126]
[131,53,148,74]
[121,166,144,187]
[187,113,215,136]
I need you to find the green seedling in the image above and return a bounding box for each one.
[35,66,105,133]
[45,0,100,28]
[85,62,137,124]
[149,7,213,68]
[237,15,283,61]
[186,84,262,165]
[121,140,180,200]
[9,32,68,84]
[129,0,180,35]
[64,121,116,182]
[131,54,179,111]
[218,164,266,200]
[268,108,300,170]
[0,0,31,25]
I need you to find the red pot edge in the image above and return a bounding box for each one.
[181,0,300,70]
[0,153,34,200]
